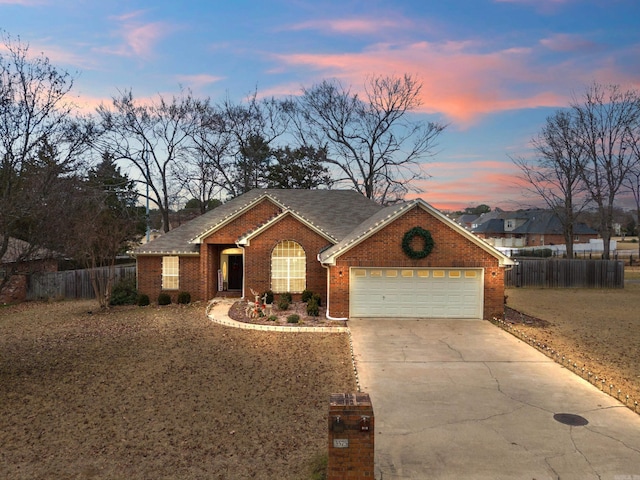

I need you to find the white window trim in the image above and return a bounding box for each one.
[271,241,306,293]
[162,256,179,290]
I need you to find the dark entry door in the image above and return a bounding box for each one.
[228,255,243,290]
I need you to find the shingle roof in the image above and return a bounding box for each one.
[473,218,505,234]
[1,236,59,263]
[472,209,597,236]
[456,214,479,227]
[319,199,516,266]
[510,210,597,235]
[258,189,383,240]
[132,189,382,255]
[318,202,413,261]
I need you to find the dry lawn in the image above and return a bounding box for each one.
[505,282,640,408]
[0,300,356,480]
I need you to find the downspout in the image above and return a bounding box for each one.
[319,255,348,321]
[236,242,246,300]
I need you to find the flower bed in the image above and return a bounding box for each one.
[228,300,343,327]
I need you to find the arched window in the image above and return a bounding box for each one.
[271,241,306,293]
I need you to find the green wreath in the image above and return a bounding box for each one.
[402,227,435,259]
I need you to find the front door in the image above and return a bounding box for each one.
[228,255,243,290]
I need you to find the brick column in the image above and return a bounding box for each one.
[328,393,375,479]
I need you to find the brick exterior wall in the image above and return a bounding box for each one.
[136,201,506,316]
[136,256,161,301]
[243,214,331,303]
[327,205,505,319]
[137,198,334,303]
[136,254,200,304]
[200,199,283,300]
[180,256,201,301]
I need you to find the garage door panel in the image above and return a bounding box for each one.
[350,268,483,318]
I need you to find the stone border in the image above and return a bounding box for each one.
[206,298,349,333]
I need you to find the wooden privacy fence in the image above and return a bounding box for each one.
[27,264,136,300]
[505,258,625,288]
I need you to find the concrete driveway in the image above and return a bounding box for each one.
[348,318,640,480]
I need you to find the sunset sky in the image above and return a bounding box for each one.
[3,0,639,211]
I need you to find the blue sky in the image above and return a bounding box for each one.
[3,0,639,211]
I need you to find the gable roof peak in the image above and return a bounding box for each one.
[319,197,515,266]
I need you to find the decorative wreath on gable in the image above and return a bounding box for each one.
[402,226,435,259]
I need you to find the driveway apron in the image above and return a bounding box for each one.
[348,318,640,480]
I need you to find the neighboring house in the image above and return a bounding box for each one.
[0,237,59,304]
[455,214,480,230]
[133,189,515,320]
[472,209,598,248]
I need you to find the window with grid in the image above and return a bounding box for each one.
[162,256,179,290]
[271,241,306,293]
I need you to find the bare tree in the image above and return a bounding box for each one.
[572,83,640,259]
[0,33,94,296]
[176,104,232,212]
[623,127,640,257]
[513,110,590,258]
[177,91,290,204]
[220,92,289,196]
[97,89,206,232]
[290,74,446,204]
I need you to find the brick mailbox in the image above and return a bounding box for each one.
[328,393,375,479]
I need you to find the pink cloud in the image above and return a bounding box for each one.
[124,23,167,57]
[99,11,171,59]
[409,159,537,211]
[274,40,571,126]
[92,90,197,114]
[33,42,98,70]
[175,74,225,90]
[72,92,111,114]
[0,37,97,71]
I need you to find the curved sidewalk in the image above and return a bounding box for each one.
[206,298,348,333]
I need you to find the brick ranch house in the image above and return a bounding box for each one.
[133,189,515,320]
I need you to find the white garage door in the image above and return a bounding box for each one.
[349,268,483,318]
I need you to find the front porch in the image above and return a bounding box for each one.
[204,244,244,299]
